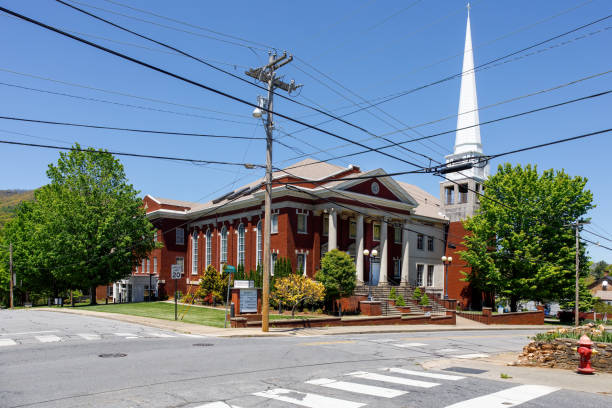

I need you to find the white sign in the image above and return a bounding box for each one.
[234,280,254,289]
[171,264,183,280]
[240,289,258,313]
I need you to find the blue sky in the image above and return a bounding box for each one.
[0,0,610,261]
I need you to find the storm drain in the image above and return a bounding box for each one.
[193,343,214,347]
[98,353,127,358]
[443,366,488,374]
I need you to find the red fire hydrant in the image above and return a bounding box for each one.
[574,334,598,374]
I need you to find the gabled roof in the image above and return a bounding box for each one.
[396,181,447,221]
[146,195,198,208]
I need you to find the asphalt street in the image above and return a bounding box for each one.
[0,309,610,408]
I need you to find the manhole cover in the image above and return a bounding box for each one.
[193,343,214,347]
[443,366,488,374]
[98,353,127,358]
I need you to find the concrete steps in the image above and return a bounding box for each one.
[354,285,447,316]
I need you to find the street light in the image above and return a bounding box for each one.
[441,255,453,299]
[364,249,379,301]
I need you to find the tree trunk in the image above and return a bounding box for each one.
[510,297,518,312]
[90,286,97,305]
[291,306,296,317]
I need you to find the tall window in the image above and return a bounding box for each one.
[427,236,434,251]
[153,229,158,242]
[176,257,184,274]
[349,220,356,239]
[416,264,424,286]
[237,223,245,266]
[206,229,212,267]
[445,186,454,205]
[141,259,145,274]
[256,221,262,267]
[220,226,227,264]
[271,213,278,234]
[146,259,150,274]
[297,253,306,275]
[153,257,158,274]
[417,234,424,250]
[297,213,307,234]
[323,214,329,236]
[373,223,381,241]
[394,227,402,244]
[192,231,198,275]
[459,183,468,203]
[427,265,434,286]
[176,228,184,245]
[271,253,278,276]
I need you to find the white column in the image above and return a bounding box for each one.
[379,218,388,285]
[356,214,364,284]
[328,208,338,250]
[400,220,410,286]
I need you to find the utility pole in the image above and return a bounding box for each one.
[9,242,13,309]
[569,220,589,326]
[247,52,300,332]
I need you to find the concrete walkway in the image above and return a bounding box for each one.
[40,307,555,337]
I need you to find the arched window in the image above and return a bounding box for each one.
[205,228,212,268]
[191,230,198,275]
[237,223,245,267]
[220,226,228,264]
[256,220,262,267]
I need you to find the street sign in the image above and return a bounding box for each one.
[223,264,236,274]
[171,264,182,280]
[234,280,254,288]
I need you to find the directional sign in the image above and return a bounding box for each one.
[223,264,236,274]
[171,264,182,280]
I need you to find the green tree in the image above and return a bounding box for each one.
[271,274,325,317]
[420,292,430,306]
[2,145,156,304]
[460,164,593,312]
[590,260,610,280]
[197,264,224,305]
[315,249,356,308]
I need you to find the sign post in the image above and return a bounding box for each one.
[223,264,236,328]
[171,264,182,321]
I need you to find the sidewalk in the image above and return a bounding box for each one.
[422,352,612,395]
[40,307,555,337]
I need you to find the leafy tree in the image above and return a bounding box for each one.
[271,274,325,317]
[590,260,610,280]
[273,257,293,278]
[197,265,224,305]
[460,164,593,312]
[1,144,156,304]
[315,249,356,308]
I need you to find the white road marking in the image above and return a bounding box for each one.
[114,333,137,337]
[253,388,365,408]
[0,330,59,336]
[307,378,407,398]
[453,353,489,359]
[370,338,399,343]
[436,348,461,353]
[0,339,17,347]
[348,371,439,388]
[179,333,207,338]
[385,368,465,381]
[146,332,176,338]
[444,384,560,407]
[193,402,242,408]
[77,333,101,341]
[35,335,62,343]
[392,342,427,348]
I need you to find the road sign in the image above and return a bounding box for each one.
[171,264,182,280]
[223,264,236,274]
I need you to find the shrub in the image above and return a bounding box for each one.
[420,292,430,306]
[396,294,406,307]
[413,287,422,301]
[315,249,356,308]
[389,287,398,301]
[270,274,325,317]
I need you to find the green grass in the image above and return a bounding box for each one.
[534,329,612,343]
[79,302,227,327]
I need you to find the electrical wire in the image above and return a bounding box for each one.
[0,115,265,140]
[0,139,264,168]
[583,238,612,252]
[583,229,612,244]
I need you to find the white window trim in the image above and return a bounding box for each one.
[427,265,434,287]
[176,256,184,275]
[297,213,308,234]
[237,223,245,267]
[220,226,228,264]
[271,213,279,234]
[205,228,212,268]
[153,257,158,274]
[256,220,262,267]
[416,263,424,286]
[192,231,198,275]
[372,222,381,242]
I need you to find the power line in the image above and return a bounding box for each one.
[583,238,612,252]
[0,115,265,140]
[583,229,612,244]
[0,139,264,168]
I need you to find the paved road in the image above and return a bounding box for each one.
[1,310,609,408]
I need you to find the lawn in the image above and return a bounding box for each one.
[77,302,322,327]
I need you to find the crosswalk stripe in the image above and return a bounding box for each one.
[77,333,101,341]
[436,348,461,353]
[193,402,242,408]
[348,371,439,388]
[444,384,560,407]
[35,335,62,343]
[253,388,365,408]
[453,353,489,359]
[0,339,17,347]
[385,368,466,381]
[146,332,176,338]
[307,378,407,398]
[392,342,427,348]
[114,333,137,337]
